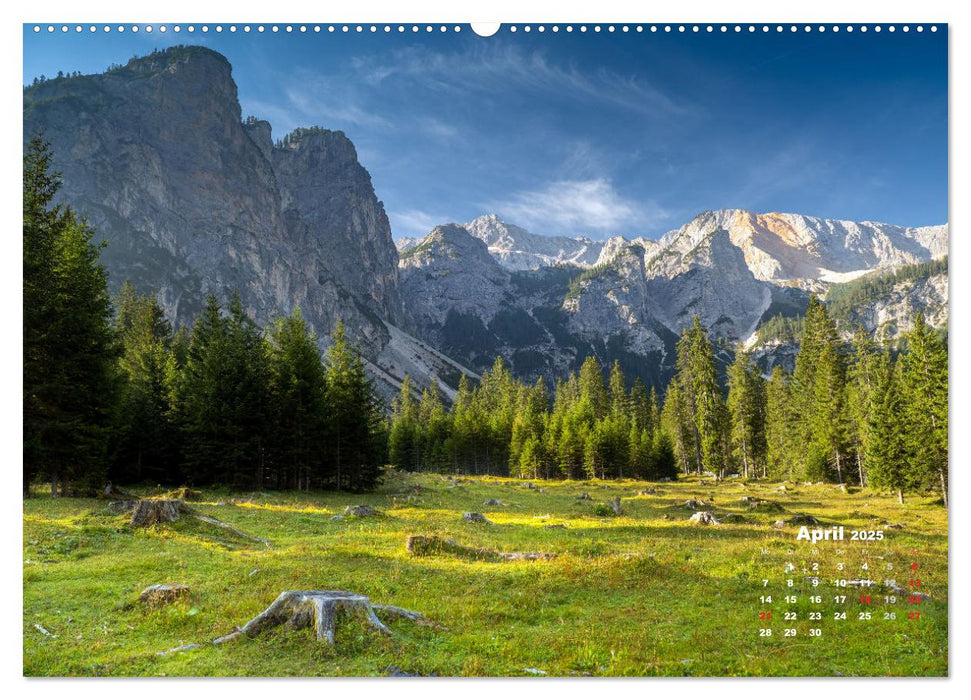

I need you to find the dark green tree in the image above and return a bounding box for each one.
[324,321,385,491]
[265,308,329,489]
[111,282,177,484]
[23,137,119,496]
[898,314,948,506]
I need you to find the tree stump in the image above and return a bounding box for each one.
[609,497,623,516]
[130,499,188,527]
[139,584,190,607]
[689,511,720,526]
[212,590,437,646]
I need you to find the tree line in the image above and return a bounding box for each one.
[388,357,679,482]
[23,138,385,496]
[389,301,948,506]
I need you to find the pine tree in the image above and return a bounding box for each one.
[388,375,421,472]
[661,379,695,474]
[765,366,796,481]
[265,308,329,489]
[578,356,608,420]
[846,327,883,487]
[866,359,912,503]
[324,321,385,491]
[418,379,450,472]
[898,314,948,506]
[726,348,766,478]
[23,137,119,496]
[792,296,849,482]
[676,317,727,475]
[112,282,177,484]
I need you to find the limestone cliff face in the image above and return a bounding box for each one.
[23,46,408,375]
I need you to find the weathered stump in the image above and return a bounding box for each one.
[483,499,505,507]
[683,499,711,511]
[139,584,190,607]
[689,511,720,526]
[212,590,437,645]
[575,493,592,500]
[609,497,623,516]
[130,499,187,527]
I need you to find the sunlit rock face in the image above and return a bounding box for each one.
[22,46,466,401]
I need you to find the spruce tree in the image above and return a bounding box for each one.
[389,375,421,472]
[726,348,766,478]
[324,321,385,491]
[265,308,329,489]
[866,359,911,503]
[677,317,726,475]
[112,282,177,484]
[23,137,119,496]
[765,366,796,481]
[898,314,948,506]
[792,296,848,482]
[846,327,883,487]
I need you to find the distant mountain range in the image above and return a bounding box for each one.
[23,45,948,400]
[398,211,947,384]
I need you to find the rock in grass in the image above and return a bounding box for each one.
[787,513,822,526]
[719,513,747,524]
[406,535,554,562]
[139,584,190,606]
[575,493,592,500]
[637,489,656,496]
[689,511,720,526]
[483,499,505,507]
[344,505,377,518]
[463,512,494,525]
[747,500,786,513]
[774,514,822,528]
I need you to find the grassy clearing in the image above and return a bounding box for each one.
[23,472,947,677]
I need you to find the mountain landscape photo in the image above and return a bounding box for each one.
[22,25,948,679]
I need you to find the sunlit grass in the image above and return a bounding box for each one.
[23,471,947,677]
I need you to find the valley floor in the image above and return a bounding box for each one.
[22,472,948,677]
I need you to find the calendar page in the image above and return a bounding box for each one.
[22,18,948,678]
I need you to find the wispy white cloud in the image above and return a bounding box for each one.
[284,86,392,130]
[389,208,453,238]
[488,178,669,237]
[353,42,692,119]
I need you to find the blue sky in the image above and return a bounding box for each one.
[23,24,947,239]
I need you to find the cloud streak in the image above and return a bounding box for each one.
[389,208,455,238]
[354,42,692,119]
[488,178,668,237]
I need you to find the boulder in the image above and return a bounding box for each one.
[463,512,494,525]
[344,505,377,518]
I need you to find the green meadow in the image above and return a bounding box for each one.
[23,472,947,677]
